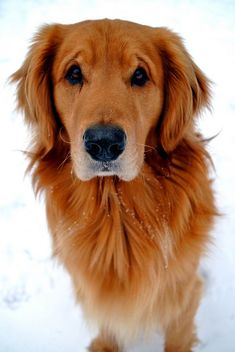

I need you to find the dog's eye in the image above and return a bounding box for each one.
[65,65,83,85]
[131,67,149,87]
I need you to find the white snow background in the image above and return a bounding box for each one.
[0,0,235,351]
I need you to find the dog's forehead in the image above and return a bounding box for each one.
[60,19,155,65]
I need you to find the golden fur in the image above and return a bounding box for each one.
[11,19,216,351]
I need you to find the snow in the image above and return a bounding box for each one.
[0,0,235,351]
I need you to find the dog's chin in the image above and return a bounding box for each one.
[74,160,139,182]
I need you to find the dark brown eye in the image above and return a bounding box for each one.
[131,67,149,87]
[65,65,83,85]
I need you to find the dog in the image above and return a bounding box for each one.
[11,19,216,351]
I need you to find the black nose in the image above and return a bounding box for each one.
[83,125,126,162]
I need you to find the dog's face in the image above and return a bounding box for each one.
[12,19,209,181]
[53,21,164,181]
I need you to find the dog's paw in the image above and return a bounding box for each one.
[88,335,121,352]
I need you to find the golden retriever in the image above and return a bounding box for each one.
[11,19,216,351]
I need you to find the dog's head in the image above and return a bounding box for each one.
[12,19,210,181]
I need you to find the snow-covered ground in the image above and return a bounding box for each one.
[0,0,235,351]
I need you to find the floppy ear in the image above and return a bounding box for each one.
[155,28,210,152]
[11,24,63,157]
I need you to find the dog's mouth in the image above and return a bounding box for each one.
[100,165,112,173]
[100,161,113,171]
[91,160,120,176]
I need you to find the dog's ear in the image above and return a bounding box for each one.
[155,28,210,152]
[11,24,63,157]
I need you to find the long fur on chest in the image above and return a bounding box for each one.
[33,141,214,283]
[31,140,215,338]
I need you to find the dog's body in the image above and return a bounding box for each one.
[12,19,216,351]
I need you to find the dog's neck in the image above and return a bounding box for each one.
[45,163,173,284]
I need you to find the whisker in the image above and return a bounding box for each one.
[135,142,157,153]
[59,128,71,144]
[57,151,71,170]
[135,143,156,151]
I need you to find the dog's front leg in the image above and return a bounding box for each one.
[164,277,202,352]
